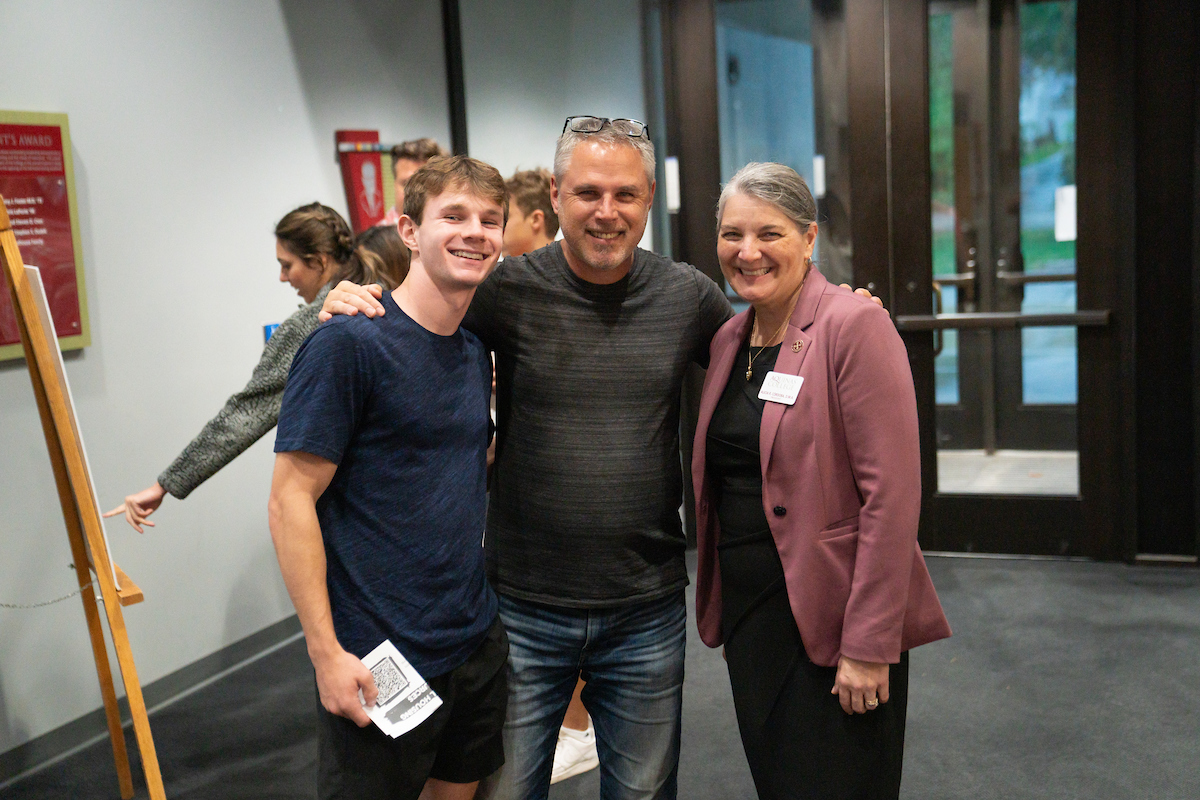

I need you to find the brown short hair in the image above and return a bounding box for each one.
[391,138,448,176]
[403,155,508,226]
[505,168,559,238]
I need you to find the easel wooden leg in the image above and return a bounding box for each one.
[102,603,165,800]
[16,269,135,798]
[81,584,135,798]
[2,205,165,798]
[14,251,135,799]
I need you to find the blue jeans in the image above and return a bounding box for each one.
[477,591,686,800]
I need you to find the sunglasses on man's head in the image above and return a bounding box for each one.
[562,116,650,139]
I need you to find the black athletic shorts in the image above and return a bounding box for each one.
[317,615,509,799]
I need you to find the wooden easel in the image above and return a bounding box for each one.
[1,197,165,799]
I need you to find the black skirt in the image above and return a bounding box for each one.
[707,342,909,800]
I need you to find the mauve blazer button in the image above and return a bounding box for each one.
[773,506,787,517]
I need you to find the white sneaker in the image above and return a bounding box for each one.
[550,722,600,784]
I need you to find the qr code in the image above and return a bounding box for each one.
[371,656,410,706]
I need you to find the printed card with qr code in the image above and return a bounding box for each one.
[359,640,442,738]
[370,657,410,705]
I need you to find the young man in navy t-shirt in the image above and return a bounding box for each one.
[268,155,509,800]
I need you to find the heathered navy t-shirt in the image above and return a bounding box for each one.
[275,289,497,678]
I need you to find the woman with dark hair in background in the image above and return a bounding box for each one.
[347,222,410,288]
[692,163,951,799]
[106,204,409,531]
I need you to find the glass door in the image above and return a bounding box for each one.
[893,0,1116,556]
[928,0,1082,496]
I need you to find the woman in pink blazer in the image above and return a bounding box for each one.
[692,163,951,799]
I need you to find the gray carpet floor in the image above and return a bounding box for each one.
[4,553,1198,798]
[900,556,1200,800]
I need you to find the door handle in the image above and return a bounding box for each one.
[931,282,944,356]
[932,271,976,304]
[893,310,1110,331]
[995,271,1076,284]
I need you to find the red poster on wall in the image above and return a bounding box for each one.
[336,130,386,233]
[0,112,89,359]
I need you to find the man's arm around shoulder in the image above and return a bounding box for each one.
[268,450,376,726]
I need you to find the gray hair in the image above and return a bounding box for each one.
[554,126,656,189]
[717,162,816,234]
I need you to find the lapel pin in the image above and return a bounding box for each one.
[792,341,803,352]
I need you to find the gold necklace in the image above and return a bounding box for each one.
[746,314,789,381]
[746,267,809,381]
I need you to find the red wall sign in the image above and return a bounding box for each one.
[336,130,386,233]
[0,112,88,357]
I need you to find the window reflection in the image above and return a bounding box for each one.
[1019,0,1077,405]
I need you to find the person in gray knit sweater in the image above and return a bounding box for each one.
[105,205,409,532]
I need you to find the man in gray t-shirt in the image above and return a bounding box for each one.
[474,121,729,800]
[324,118,732,800]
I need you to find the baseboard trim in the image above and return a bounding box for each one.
[925,550,1199,566]
[1134,553,1199,565]
[0,614,303,787]
[923,551,1092,562]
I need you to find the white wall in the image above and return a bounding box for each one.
[0,0,449,755]
[458,0,652,245]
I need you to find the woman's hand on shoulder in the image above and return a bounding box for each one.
[831,655,890,714]
[317,281,385,323]
[839,283,885,310]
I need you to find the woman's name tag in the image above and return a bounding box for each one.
[758,372,803,405]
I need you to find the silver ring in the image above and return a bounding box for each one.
[865,698,879,708]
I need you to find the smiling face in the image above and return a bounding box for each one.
[552,140,654,283]
[276,239,331,303]
[717,193,817,312]
[401,186,504,292]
